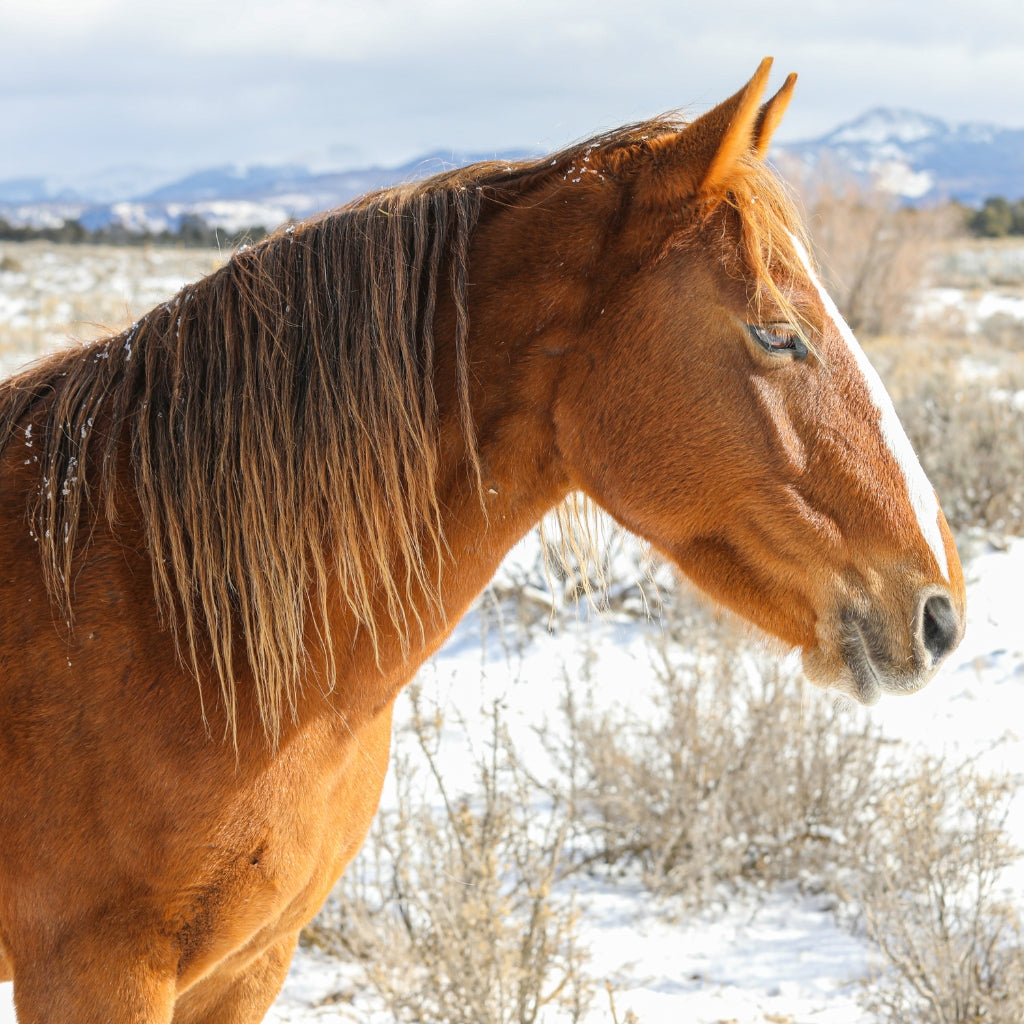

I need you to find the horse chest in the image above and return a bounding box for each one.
[169,704,394,984]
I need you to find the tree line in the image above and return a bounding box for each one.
[963,197,1024,238]
[0,213,269,248]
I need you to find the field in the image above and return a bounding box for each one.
[0,230,1023,1024]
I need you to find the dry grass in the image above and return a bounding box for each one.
[560,606,887,905]
[899,371,1024,537]
[863,329,1024,538]
[0,240,223,371]
[305,688,591,1024]
[852,760,1024,1024]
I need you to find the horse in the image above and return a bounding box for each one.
[0,58,965,1022]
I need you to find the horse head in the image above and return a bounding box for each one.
[521,59,966,702]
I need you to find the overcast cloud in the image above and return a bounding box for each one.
[3,0,1024,182]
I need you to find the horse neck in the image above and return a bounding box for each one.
[419,208,583,649]
[314,368,568,730]
[311,188,595,726]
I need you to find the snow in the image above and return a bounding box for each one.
[871,161,934,200]
[0,242,223,376]
[916,285,1024,334]
[8,531,1009,1022]
[0,246,1022,1021]
[977,291,1024,322]
[828,109,944,147]
[258,883,872,1024]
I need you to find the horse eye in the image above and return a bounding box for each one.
[747,324,808,360]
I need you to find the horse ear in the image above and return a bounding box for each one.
[752,72,797,158]
[690,57,774,197]
[644,58,795,201]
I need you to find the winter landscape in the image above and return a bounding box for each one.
[1,125,1024,1023]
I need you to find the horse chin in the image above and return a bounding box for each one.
[801,645,881,707]
[801,623,936,707]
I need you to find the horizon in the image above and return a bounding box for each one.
[2,104,1019,201]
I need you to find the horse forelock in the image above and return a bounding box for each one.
[703,158,821,352]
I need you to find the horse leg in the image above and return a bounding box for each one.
[172,933,299,1024]
[11,937,176,1024]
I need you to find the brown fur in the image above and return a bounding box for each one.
[0,113,821,746]
[0,113,798,746]
[0,60,965,1022]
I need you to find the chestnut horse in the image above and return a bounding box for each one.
[0,59,964,1022]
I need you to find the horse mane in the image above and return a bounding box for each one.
[0,116,811,744]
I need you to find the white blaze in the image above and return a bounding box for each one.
[787,233,949,581]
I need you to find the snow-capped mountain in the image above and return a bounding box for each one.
[0,151,528,236]
[2,109,1023,236]
[775,107,1024,203]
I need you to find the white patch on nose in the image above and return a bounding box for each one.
[787,233,949,581]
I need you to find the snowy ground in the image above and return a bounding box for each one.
[1,243,1022,1021]
[8,540,1011,1023]
[0,242,223,375]
[260,535,1024,1024]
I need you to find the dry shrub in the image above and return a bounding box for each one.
[785,164,958,336]
[565,607,886,905]
[978,311,1024,353]
[853,760,1024,1024]
[306,688,590,1024]
[563,596,1024,1020]
[893,370,1024,536]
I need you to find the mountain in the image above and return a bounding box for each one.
[2,111,1024,236]
[775,108,1024,204]
[0,150,528,236]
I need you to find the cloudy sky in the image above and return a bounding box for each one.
[3,0,1024,184]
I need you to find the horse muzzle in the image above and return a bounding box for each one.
[807,583,965,705]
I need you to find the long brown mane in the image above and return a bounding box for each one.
[0,116,811,741]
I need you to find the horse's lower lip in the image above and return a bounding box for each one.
[843,620,936,704]
[845,622,883,705]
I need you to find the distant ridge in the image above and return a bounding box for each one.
[3,110,1024,236]
[775,108,1024,204]
[0,150,529,235]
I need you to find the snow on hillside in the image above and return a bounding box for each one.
[777,108,1024,204]
[826,108,948,147]
[0,150,529,235]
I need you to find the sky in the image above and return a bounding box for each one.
[3,0,1024,184]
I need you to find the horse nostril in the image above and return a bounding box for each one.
[920,592,960,664]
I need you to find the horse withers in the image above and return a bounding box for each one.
[0,59,964,1022]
